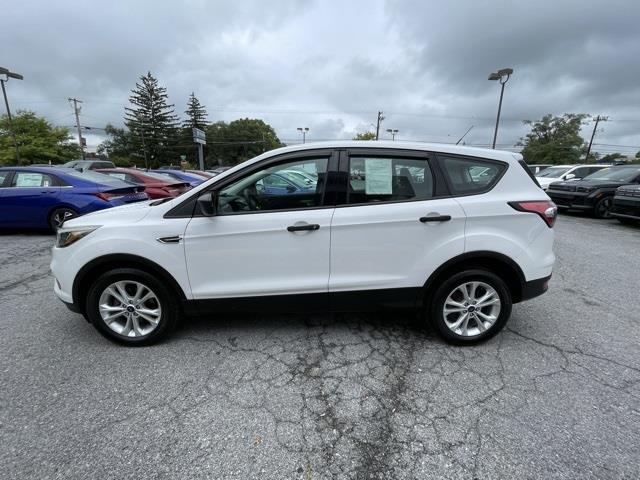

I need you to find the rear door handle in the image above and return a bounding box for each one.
[419,215,451,223]
[287,223,320,232]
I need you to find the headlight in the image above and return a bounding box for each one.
[56,226,100,248]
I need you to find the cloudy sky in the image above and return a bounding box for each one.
[3,0,640,156]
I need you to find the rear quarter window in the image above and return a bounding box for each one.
[438,155,507,195]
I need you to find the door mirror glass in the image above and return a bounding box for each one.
[197,191,216,216]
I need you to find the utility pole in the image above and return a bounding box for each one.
[68,97,85,159]
[585,115,608,163]
[375,111,385,140]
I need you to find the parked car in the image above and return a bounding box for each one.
[152,169,208,187]
[96,168,191,199]
[0,167,148,231]
[546,165,640,218]
[62,160,115,172]
[185,169,215,178]
[535,164,610,190]
[206,166,232,176]
[51,141,555,346]
[527,164,552,175]
[611,185,640,225]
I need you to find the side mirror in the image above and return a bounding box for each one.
[564,173,576,180]
[197,191,216,217]
[286,185,296,193]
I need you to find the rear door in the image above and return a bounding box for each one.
[329,149,466,298]
[1,171,62,227]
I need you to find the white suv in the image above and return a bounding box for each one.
[535,164,610,190]
[51,142,556,346]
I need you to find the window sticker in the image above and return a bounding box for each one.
[365,159,392,194]
[16,173,44,187]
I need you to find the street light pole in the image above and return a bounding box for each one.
[386,128,398,140]
[297,127,309,144]
[0,66,24,163]
[488,68,513,149]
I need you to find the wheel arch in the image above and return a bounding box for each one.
[422,251,526,305]
[72,254,188,315]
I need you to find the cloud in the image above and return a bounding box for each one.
[2,0,639,156]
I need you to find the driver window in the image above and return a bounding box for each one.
[217,157,328,214]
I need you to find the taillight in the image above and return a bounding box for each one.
[509,201,558,228]
[94,192,125,201]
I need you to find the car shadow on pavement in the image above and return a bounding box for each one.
[173,310,448,346]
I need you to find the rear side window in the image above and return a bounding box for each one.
[347,156,434,204]
[439,155,507,195]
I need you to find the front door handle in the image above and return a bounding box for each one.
[287,223,320,232]
[419,214,451,223]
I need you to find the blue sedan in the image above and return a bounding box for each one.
[152,169,208,187]
[0,167,148,231]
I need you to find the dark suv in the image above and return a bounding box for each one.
[611,185,640,225]
[547,165,640,218]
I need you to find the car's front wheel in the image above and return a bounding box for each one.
[49,207,77,231]
[594,196,613,219]
[86,268,180,346]
[429,269,512,345]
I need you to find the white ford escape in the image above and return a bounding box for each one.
[51,142,556,346]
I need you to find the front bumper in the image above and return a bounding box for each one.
[547,190,596,210]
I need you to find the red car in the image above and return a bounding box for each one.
[97,168,191,199]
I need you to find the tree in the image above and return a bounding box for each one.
[205,118,282,166]
[0,110,81,165]
[353,131,376,140]
[183,93,208,130]
[124,72,180,168]
[96,124,135,166]
[518,114,588,164]
[600,153,627,163]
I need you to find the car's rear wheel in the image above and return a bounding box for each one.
[428,269,512,345]
[49,207,77,231]
[594,197,613,219]
[86,268,179,346]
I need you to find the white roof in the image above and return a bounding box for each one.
[259,140,522,163]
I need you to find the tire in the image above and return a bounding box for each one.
[428,269,512,345]
[593,196,613,219]
[86,268,180,346]
[49,207,77,232]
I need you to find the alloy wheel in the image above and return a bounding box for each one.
[442,281,501,337]
[596,198,612,218]
[98,281,162,337]
[52,209,76,230]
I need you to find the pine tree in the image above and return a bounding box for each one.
[124,72,179,167]
[183,92,208,130]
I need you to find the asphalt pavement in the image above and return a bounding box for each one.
[1,214,639,479]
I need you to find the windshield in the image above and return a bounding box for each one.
[65,169,134,187]
[582,167,640,182]
[536,166,572,178]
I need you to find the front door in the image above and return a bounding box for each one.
[183,154,334,303]
[0,171,61,227]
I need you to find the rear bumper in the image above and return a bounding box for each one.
[520,274,552,302]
